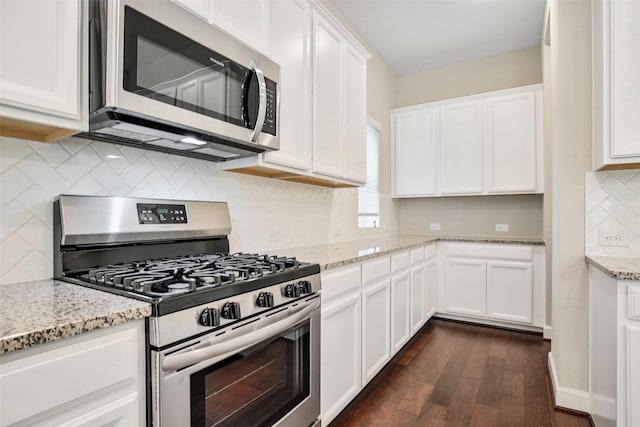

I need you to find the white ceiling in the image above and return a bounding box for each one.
[330,0,547,76]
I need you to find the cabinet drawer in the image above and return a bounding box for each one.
[391,251,410,273]
[444,243,532,261]
[410,247,425,265]
[0,323,140,426]
[362,257,390,286]
[321,265,361,301]
[425,244,436,259]
[628,285,640,321]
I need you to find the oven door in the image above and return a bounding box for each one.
[153,299,320,427]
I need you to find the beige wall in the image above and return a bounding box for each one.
[395,46,543,108]
[398,195,543,237]
[548,0,592,402]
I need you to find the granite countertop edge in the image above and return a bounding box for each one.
[274,235,546,271]
[1,280,152,355]
[585,255,640,280]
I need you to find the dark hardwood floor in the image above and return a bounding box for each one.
[329,318,592,427]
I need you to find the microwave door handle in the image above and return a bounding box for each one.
[161,299,319,373]
[249,61,267,143]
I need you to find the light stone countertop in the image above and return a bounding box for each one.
[271,234,546,271]
[0,280,151,354]
[585,256,640,280]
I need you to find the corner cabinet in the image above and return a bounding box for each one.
[592,0,640,170]
[219,0,370,188]
[392,84,543,198]
[0,0,87,142]
[437,242,545,331]
[0,321,146,426]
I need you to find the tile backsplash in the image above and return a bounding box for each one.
[585,170,640,257]
[0,136,398,285]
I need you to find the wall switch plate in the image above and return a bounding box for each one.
[430,223,441,231]
[496,224,509,232]
[599,230,629,247]
[333,226,342,237]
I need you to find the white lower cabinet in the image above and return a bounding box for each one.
[320,265,361,426]
[0,320,145,427]
[425,245,437,320]
[361,257,391,384]
[410,247,426,334]
[438,242,545,330]
[589,267,640,427]
[391,251,411,353]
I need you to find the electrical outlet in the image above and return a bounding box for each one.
[430,223,441,231]
[496,224,509,232]
[599,230,629,247]
[267,230,280,242]
[333,226,342,237]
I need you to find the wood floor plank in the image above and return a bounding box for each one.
[474,356,506,408]
[329,319,591,427]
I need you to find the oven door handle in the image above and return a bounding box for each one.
[162,299,320,373]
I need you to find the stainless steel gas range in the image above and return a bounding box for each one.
[53,195,321,427]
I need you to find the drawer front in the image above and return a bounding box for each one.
[391,251,410,274]
[362,257,390,286]
[444,243,533,261]
[424,244,436,259]
[410,247,425,265]
[0,323,141,426]
[322,265,362,301]
[629,285,640,321]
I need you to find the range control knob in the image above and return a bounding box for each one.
[283,283,301,298]
[256,291,275,308]
[297,280,312,294]
[221,302,241,320]
[199,308,220,327]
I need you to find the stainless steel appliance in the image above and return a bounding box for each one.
[53,195,320,427]
[82,0,280,161]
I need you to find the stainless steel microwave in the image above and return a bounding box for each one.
[82,0,280,161]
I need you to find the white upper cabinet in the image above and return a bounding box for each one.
[439,100,483,195]
[172,0,211,20]
[262,0,312,171]
[210,0,271,56]
[485,89,542,193]
[312,13,344,179]
[343,45,368,183]
[219,0,370,188]
[391,84,543,198]
[593,0,640,169]
[0,0,87,142]
[312,10,369,183]
[392,107,438,196]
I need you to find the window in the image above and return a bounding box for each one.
[358,122,380,228]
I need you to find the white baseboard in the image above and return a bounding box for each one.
[543,324,552,340]
[547,352,590,412]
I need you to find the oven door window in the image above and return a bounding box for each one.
[122,6,259,130]
[190,321,310,427]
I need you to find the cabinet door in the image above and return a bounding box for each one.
[392,108,438,196]
[610,1,640,159]
[361,279,391,385]
[343,45,367,183]
[425,257,437,320]
[486,261,533,324]
[312,13,344,179]
[321,292,361,425]
[391,270,411,353]
[626,325,640,427]
[0,0,84,131]
[410,262,426,335]
[211,0,271,55]
[439,101,483,194]
[444,258,486,317]
[486,91,538,193]
[264,0,312,171]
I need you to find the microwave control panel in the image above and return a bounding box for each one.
[262,78,277,136]
[137,203,188,224]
